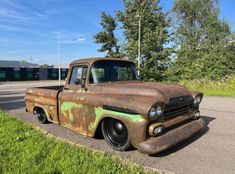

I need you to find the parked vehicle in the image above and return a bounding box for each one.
[25,57,205,154]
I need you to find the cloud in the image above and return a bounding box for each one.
[0,37,46,46]
[60,38,86,44]
[0,23,54,41]
[77,37,86,41]
[0,8,30,20]
[50,32,87,44]
[0,0,28,10]
[0,0,32,20]
[35,9,66,18]
[0,0,95,65]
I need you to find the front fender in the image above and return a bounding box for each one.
[90,107,148,147]
[190,91,203,99]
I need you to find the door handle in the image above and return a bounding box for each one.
[64,87,69,90]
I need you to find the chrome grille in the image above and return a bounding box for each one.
[163,95,193,119]
[163,105,190,118]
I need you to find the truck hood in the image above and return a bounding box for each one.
[96,81,191,102]
[89,81,193,117]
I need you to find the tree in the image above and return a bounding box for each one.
[167,0,234,81]
[117,0,171,81]
[94,12,121,57]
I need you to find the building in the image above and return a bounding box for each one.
[0,60,38,68]
[0,60,68,81]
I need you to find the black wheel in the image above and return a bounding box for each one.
[101,118,131,151]
[35,108,48,124]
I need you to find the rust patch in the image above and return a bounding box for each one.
[138,118,205,154]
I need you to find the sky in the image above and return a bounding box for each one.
[0,0,234,66]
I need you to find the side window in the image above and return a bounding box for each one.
[69,66,87,85]
[82,67,88,79]
[117,67,134,80]
[91,68,105,83]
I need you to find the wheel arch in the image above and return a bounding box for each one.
[93,115,136,144]
[98,116,132,150]
[33,105,50,120]
[93,116,114,138]
[93,113,148,148]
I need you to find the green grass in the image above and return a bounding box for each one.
[0,110,156,174]
[179,75,235,97]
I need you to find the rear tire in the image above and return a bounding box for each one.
[35,108,48,124]
[101,118,131,151]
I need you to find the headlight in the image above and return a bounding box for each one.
[156,106,162,116]
[148,105,163,121]
[193,96,202,106]
[149,107,156,120]
[153,126,163,135]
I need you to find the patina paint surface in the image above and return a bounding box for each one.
[24,86,60,123]
[24,57,205,154]
[88,107,146,132]
[95,107,145,122]
[61,102,82,125]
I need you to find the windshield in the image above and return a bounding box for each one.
[90,60,138,83]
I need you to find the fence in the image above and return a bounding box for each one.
[0,67,68,81]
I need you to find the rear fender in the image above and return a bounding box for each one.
[33,105,51,121]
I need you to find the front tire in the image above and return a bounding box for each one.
[35,108,48,124]
[101,118,131,151]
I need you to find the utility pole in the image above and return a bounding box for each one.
[54,32,61,85]
[137,15,141,76]
[29,55,32,63]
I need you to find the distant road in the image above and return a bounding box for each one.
[0,81,234,174]
[0,80,65,85]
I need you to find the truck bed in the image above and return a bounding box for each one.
[35,85,64,90]
[24,85,64,123]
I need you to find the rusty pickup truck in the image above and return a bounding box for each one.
[25,57,205,154]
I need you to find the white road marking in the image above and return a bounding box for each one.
[0,99,24,104]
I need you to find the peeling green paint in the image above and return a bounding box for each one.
[88,107,145,132]
[77,88,86,93]
[88,107,104,131]
[61,102,83,125]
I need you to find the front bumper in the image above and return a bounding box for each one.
[138,118,205,154]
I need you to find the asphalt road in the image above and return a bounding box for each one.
[0,81,234,174]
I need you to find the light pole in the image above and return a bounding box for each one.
[137,15,141,76]
[54,32,61,85]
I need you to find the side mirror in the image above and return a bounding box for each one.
[74,78,85,88]
[74,78,80,85]
[80,80,85,88]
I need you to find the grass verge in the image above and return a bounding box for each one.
[179,75,235,97]
[0,110,157,174]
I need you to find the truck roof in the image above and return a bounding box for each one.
[70,57,133,65]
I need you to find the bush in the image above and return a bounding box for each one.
[179,75,235,96]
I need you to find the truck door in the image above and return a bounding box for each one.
[59,64,89,135]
